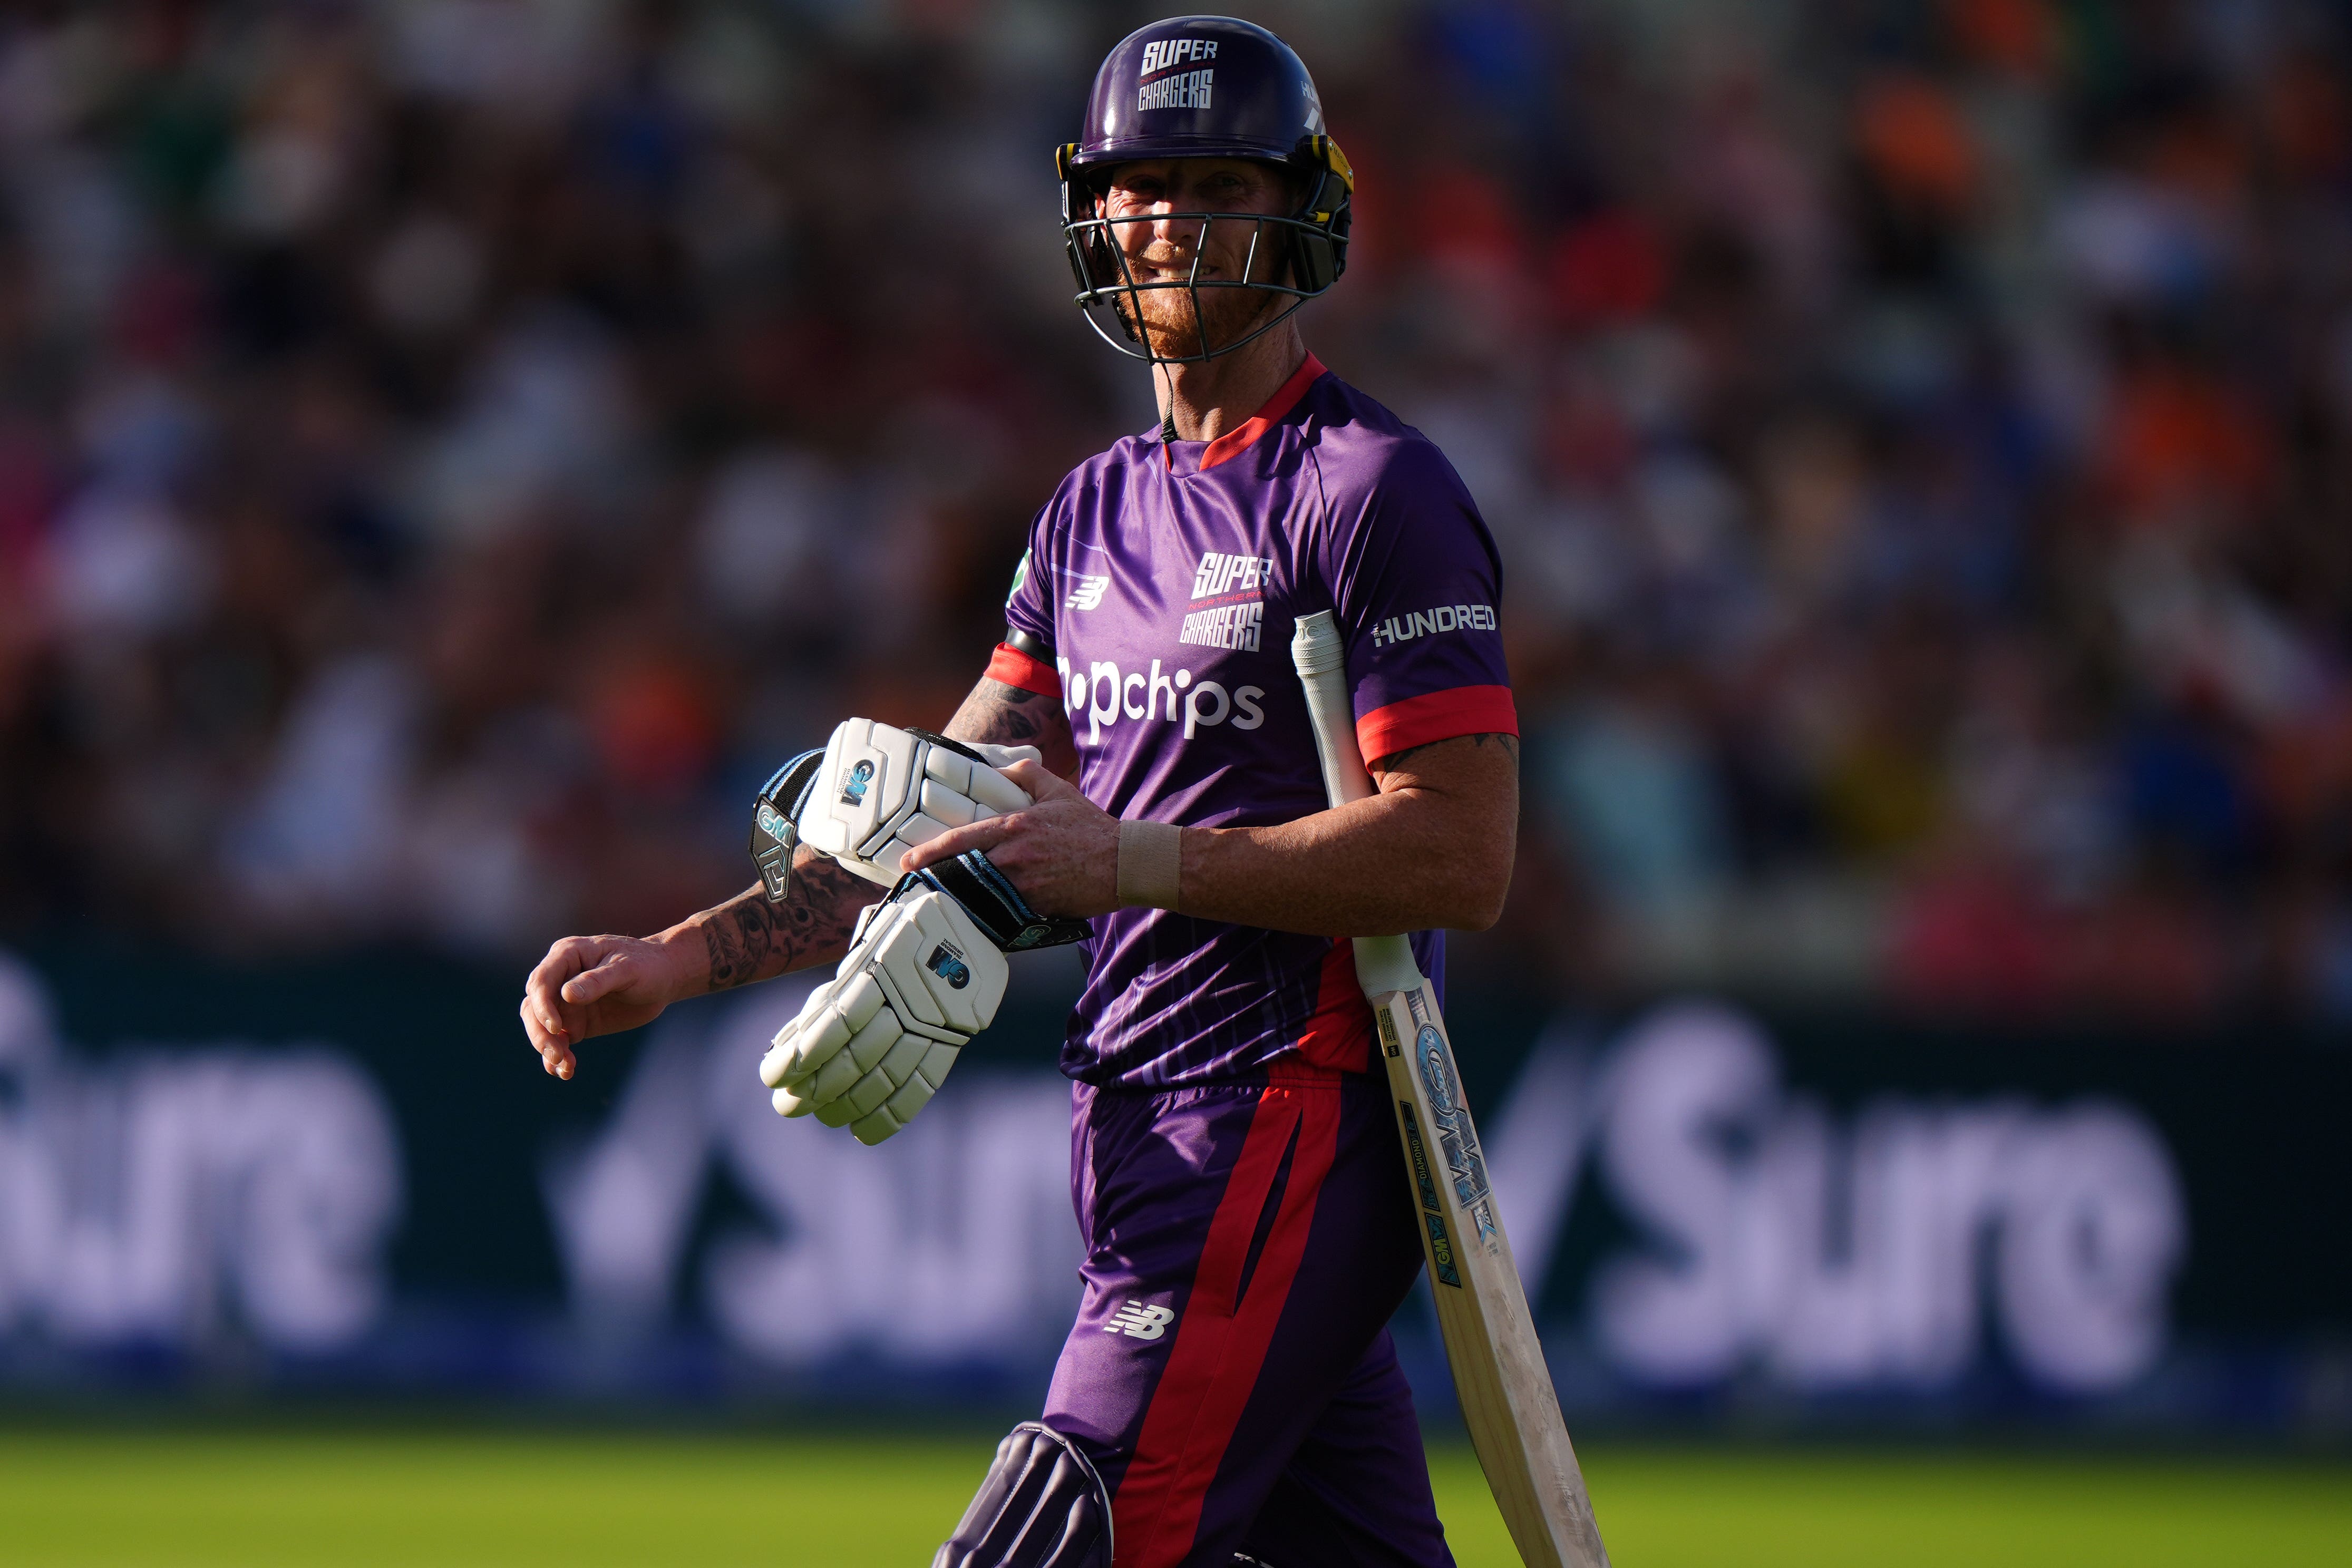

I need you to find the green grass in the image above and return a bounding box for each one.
[0,1428,2344,1565]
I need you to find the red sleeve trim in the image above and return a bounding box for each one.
[985,642,1060,698]
[1356,685,1518,765]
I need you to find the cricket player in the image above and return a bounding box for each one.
[520,17,1516,1567]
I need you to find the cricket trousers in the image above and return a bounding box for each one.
[1042,1059,1455,1568]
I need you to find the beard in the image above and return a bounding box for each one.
[1111,232,1289,359]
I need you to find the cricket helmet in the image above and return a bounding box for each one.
[1057,16,1354,364]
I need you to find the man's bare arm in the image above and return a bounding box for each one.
[695,849,880,989]
[944,677,1080,777]
[1181,733,1519,934]
[523,670,1073,1080]
[903,732,1519,938]
[520,843,882,1079]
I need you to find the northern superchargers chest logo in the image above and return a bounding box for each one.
[1181,550,1274,652]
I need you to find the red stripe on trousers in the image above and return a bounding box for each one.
[1113,1068,1343,1568]
[1292,940,1373,1074]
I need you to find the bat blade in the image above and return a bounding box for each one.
[1291,610,1608,1568]
[1371,986,1607,1568]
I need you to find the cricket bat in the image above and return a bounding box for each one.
[1290,610,1608,1568]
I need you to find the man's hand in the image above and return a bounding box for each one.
[899,761,1122,919]
[520,855,887,1084]
[520,934,700,1080]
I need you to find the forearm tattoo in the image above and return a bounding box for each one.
[700,850,879,990]
[947,679,1054,748]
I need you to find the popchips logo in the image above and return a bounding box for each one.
[1058,654,1264,744]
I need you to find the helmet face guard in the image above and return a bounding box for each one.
[1057,17,1353,367]
[1058,139,1353,366]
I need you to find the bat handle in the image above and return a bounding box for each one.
[1290,612,1425,998]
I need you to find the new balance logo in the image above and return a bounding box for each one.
[1066,576,1110,611]
[1104,1300,1175,1340]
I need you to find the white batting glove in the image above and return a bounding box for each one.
[758,882,1008,1145]
[795,719,1040,886]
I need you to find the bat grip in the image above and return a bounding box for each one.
[1289,611,1424,998]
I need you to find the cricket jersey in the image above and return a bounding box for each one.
[990,354,1515,1088]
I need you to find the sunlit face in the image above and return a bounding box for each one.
[1095,158,1295,359]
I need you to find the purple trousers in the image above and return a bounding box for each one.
[1042,1061,1455,1568]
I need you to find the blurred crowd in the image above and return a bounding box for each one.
[0,0,2347,1025]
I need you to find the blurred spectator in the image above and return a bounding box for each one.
[0,1,2345,1027]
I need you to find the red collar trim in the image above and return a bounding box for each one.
[1159,354,1329,473]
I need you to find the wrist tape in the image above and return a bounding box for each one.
[1116,819,1182,911]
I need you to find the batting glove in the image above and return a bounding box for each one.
[759,881,1008,1145]
[789,720,1041,888]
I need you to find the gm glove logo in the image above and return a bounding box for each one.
[926,943,972,989]
[839,758,874,807]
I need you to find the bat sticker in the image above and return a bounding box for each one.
[1398,1101,1462,1288]
[1405,994,1501,1255]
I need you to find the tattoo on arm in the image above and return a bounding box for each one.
[701,851,878,990]
[946,676,1078,775]
[947,679,1049,746]
[1373,732,1520,773]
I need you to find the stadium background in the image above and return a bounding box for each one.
[0,1,2347,1563]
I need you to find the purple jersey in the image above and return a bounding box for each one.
[994,356,1514,1087]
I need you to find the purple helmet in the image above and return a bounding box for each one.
[1057,16,1354,364]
